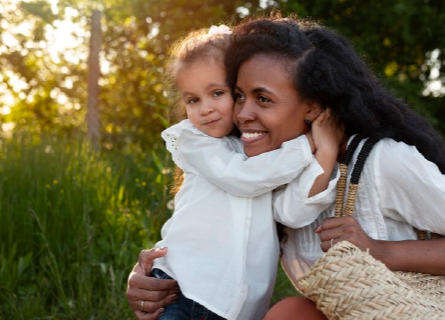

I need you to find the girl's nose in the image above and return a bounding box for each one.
[199,103,214,115]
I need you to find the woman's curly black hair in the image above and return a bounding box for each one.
[225,15,445,173]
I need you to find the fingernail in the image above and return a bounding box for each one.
[314,225,321,233]
[158,308,165,315]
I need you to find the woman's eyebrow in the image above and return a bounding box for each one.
[252,87,274,95]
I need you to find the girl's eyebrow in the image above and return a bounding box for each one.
[182,91,194,97]
[204,83,229,90]
[182,83,229,97]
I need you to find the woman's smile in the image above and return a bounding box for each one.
[240,131,266,143]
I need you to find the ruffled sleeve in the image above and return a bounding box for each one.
[161,119,219,166]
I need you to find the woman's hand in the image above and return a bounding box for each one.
[314,216,378,253]
[127,248,180,320]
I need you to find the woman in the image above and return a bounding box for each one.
[127,15,445,320]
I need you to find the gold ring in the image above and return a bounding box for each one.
[140,300,145,312]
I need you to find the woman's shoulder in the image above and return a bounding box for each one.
[372,137,442,178]
[375,138,425,162]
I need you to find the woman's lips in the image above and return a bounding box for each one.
[241,131,266,143]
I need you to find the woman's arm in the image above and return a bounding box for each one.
[315,216,445,275]
[163,120,314,198]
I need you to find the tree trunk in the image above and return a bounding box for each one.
[87,9,101,150]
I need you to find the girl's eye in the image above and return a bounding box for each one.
[212,90,225,97]
[187,97,199,105]
[258,95,270,103]
[234,92,245,101]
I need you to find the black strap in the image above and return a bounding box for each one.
[350,137,380,184]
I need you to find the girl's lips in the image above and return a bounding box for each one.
[203,119,220,126]
[240,131,266,143]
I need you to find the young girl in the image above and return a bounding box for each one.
[151,25,341,320]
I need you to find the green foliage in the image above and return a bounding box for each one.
[3,0,444,143]
[0,135,174,319]
[0,134,298,318]
[279,0,445,132]
[0,0,257,148]
[271,264,302,305]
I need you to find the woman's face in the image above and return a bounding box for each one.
[233,54,316,157]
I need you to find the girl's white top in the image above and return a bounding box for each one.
[279,137,445,289]
[153,119,336,320]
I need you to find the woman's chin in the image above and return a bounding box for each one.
[243,145,271,157]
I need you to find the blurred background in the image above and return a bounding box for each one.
[0,0,444,319]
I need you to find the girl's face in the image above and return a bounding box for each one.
[233,54,318,157]
[177,60,234,138]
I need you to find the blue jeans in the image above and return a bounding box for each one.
[151,268,226,320]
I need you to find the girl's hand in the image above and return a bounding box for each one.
[305,131,316,154]
[314,216,378,253]
[311,109,345,153]
[127,248,180,320]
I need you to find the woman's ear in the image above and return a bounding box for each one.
[305,102,323,123]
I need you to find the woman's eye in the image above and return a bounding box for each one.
[258,95,270,103]
[212,90,225,97]
[234,92,245,101]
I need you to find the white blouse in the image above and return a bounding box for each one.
[153,119,320,320]
[279,138,445,290]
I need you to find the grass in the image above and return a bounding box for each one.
[0,134,297,319]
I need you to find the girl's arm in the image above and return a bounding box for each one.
[316,139,445,275]
[308,109,344,197]
[273,163,339,228]
[273,110,343,228]
[162,119,314,198]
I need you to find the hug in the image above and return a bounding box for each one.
[126,14,445,320]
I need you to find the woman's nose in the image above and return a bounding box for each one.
[236,101,255,123]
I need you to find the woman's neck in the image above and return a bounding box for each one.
[337,135,350,163]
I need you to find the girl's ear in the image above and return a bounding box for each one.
[305,101,323,122]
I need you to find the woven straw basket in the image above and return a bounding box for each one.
[296,241,445,319]
[295,136,445,319]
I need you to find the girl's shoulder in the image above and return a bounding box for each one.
[161,119,241,159]
[161,119,218,151]
[162,119,212,140]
